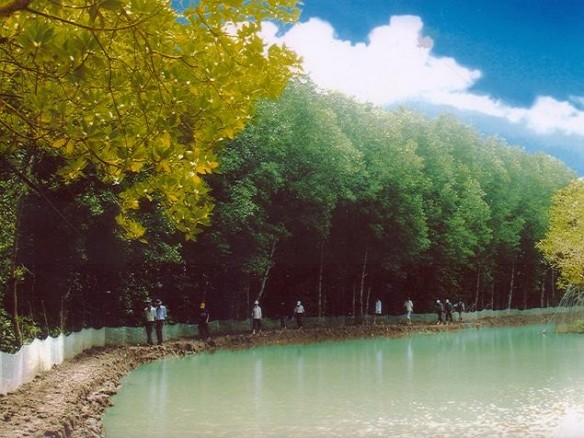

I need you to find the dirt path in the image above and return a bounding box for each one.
[0,315,550,437]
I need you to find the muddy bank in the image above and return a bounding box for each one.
[0,314,551,437]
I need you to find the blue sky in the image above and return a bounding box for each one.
[260,0,584,174]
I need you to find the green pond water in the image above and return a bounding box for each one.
[103,325,584,437]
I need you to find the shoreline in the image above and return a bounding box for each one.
[0,314,553,437]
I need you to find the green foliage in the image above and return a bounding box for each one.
[0,308,41,353]
[562,319,584,334]
[0,78,577,348]
[199,81,575,313]
[0,307,15,352]
[0,176,21,290]
[208,82,364,282]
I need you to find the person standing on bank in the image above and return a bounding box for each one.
[294,300,305,329]
[197,301,211,341]
[374,298,382,323]
[455,299,465,321]
[444,299,454,324]
[154,299,167,345]
[144,299,156,345]
[435,299,444,325]
[251,301,262,334]
[404,298,413,325]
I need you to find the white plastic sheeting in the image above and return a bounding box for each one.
[0,323,196,395]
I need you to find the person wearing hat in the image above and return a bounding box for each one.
[144,299,156,345]
[293,300,305,329]
[197,301,211,342]
[251,300,262,334]
[154,299,167,344]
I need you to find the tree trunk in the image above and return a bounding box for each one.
[60,281,73,332]
[551,268,556,306]
[507,258,516,310]
[352,282,356,319]
[256,240,277,303]
[490,281,495,310]
[473,266,481,310]
[41,300,49,333]
[8,197,24,347]
[365,286,372,317]
[540,273,546,308]
[317,240,325,317]
[357,247,368,324]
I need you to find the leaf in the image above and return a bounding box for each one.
[129,160,145,172]
[100,0,124,11]
[224,126,235,139]
[157,159,171,173]
[51,138,68,149]
[160,132,171,148]
[196,164,210,174]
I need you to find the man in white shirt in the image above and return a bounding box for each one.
[294,301,305,329]
[251,301,262,334]
[144,299,156,345]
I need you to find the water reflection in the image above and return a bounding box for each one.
[104,325,584,437]
[253,351,263,409]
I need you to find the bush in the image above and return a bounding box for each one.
[567,319,584,334]
[0,308,42,353]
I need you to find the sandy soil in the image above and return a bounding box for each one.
[0,314,551,437]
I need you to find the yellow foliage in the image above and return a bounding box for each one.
[0,0,301,240]
[538,179,584,287]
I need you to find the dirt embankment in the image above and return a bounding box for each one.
[0,314,549,437]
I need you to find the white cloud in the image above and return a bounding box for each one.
[262,16,584,139]
[525,97,584,136]
[262,16,480,105]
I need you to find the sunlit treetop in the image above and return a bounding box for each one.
[0,0,301,240]
[538,178,584,288]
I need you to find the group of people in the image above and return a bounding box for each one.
[252,300,305,334]
[375,298,414,324]
[377,297,464,325]
[143,298,307,345]
[145,296,467,344]
[434,299,465,324]
[144,298,168,345]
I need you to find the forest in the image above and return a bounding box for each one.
[1,79,577,351]
[0,0,579,352]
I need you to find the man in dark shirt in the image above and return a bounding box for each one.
[197,302,210,341]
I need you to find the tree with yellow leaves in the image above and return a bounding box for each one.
[538,178,584,288]
[0,0,300,240]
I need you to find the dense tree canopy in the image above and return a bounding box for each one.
[188,82,575,321]
[0,0,300,239]
[0,72,577,350]
[0,0,301,348]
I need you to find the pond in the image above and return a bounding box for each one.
[103,325,584,437]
